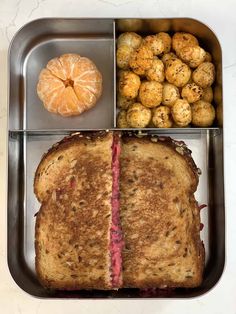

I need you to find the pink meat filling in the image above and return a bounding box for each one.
[110,134,123,288]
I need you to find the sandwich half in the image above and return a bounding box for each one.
[119,134,204,288]
[34,131,123,290]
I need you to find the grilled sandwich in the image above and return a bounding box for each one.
[34,131,204,290]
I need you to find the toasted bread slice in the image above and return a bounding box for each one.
[35,131,114,290]
[120,135,204,288]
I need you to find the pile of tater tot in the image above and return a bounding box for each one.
[116,31,219,128]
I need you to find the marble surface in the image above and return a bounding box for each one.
[1,0,236,313]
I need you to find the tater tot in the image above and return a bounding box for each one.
[139,81,163,108]
[171,99,192,127]
[119,71,141,99]
[162,82,180,107]
[129,45,154,75]
[161,52,178,65]
[181,83,203,103]
[191,100,215,127]
[177,45,206,68]
[152,105,173,128]
[143,35,165,55]
[126,102,152,128]
[116,45,134,69]
[117,94,136,109]
[172,32,199,54]
[146,58,165,82]
[165,59,191,87]
[192,62,215,88]
[201,87,213,103]
[117,32,142,49]
[156,32,172,54]
[117,110,130,128]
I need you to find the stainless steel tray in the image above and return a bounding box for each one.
[7,18,225,299]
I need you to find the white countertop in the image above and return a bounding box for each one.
[0,0,236,313]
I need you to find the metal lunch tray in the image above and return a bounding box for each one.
[8,18,225,298]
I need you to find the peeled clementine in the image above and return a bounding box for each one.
[37,53,102,117]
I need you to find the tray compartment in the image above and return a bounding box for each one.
[9,19,115,130]
[7,129,224,298]
[115,18,223,128]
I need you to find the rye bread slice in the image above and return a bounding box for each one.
[35,131,115,290]
[120,134,204,288]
